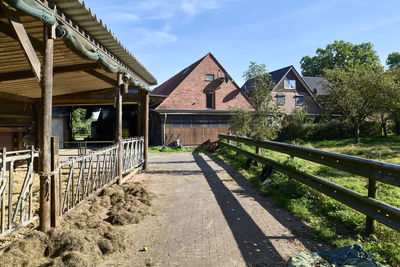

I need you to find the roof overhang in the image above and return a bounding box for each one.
[0,0,156,101]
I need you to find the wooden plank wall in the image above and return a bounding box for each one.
[165,127,229,146]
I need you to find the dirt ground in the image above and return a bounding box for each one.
[0,181,153,267]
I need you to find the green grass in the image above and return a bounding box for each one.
[213,135,400,265]
[149,146,195,153]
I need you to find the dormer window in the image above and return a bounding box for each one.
[205,74,214,81]
[284,79,296,89]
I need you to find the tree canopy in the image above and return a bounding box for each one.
[323,64,388,143]
[386,52,400,69]
[300,40,380,77]
[230,62,281,141]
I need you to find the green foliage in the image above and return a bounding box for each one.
[386,52,400,69]
[229,105,251,136]
[213,136,400,265]
[148,146,194,153]
[323,64,387,143]
[71,108,92,138]
[300,40,380,77]
[240,61,282,141]
[278,120,381,141]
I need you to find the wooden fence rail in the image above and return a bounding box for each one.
[0,147,39,237]
[218,134,400,234]
[0,136,144,237]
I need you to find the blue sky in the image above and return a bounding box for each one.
[83,0,400,87]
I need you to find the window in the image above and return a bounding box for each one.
[295,95,304,106]
[276,95,285,106]
[205,74,215,81]
[284,79,296,89]
[206,93,214,109]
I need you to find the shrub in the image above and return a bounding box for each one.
[278,120,381,141]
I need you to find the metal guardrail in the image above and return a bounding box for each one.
[218,134,400,233]
[0,147,38,237]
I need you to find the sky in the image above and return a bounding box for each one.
[83,0,400,88]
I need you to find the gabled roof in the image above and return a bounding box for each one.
[241,65,322,109]
[151,55,206,96]
[241,65,292,93]
[269,65,292,85]
[302,77,329,95]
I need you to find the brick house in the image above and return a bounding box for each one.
[242,66,322,115]
[150,53,252,146]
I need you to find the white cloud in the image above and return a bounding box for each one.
[132,26,178,48]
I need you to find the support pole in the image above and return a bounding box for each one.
[116,73,123,185]
[39,24,54,233]
[137,88,143,136]
[50,136,59,227]
[143,91,149,170]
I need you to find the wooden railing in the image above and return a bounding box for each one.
[0,147,39,237]
[218,134,400,234]
[0,137,145,236]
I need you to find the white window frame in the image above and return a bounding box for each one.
[284,79,296,90]
[205,74,215,81]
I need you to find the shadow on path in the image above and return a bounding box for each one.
[208,152,331,253]
[192,152,287,266]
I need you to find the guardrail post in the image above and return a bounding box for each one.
[51,136,60,227]
[366,178,377,235]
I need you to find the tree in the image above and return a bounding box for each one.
[71,108,92,138]
[371,69,397,137]
[229,105,251,137]
[243,62,281,141]
[323,65,386,143]
[300,40,380,77]
[230,62,281,147]
[386,52,400,70]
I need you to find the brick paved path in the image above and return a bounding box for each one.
[101,153,329,267]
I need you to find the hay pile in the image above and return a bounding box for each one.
[0,182,153,267]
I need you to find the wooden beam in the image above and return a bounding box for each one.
[0,92,35,103]
[116,73,123,185]
[0,20,44,53]
[53,87,115,99]
[0,63,100,82]
[143,91,149,170]
[0,127,26,133]
[137,88,143,136]
[39,24,55,233]
[85,70,116,86]
[52,98,138,106]
[7,15,41,83]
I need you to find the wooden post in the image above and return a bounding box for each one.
[116,73,123,185]
[137,88,143,136]
[39,23,55,233]
[50,136,59,227]
[366,178,377,235]
[143,91,149,170]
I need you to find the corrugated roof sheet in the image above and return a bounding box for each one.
[52,0,157,86]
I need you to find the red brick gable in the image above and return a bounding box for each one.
[155,53,252,111]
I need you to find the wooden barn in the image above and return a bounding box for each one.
[150,53,252,146]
